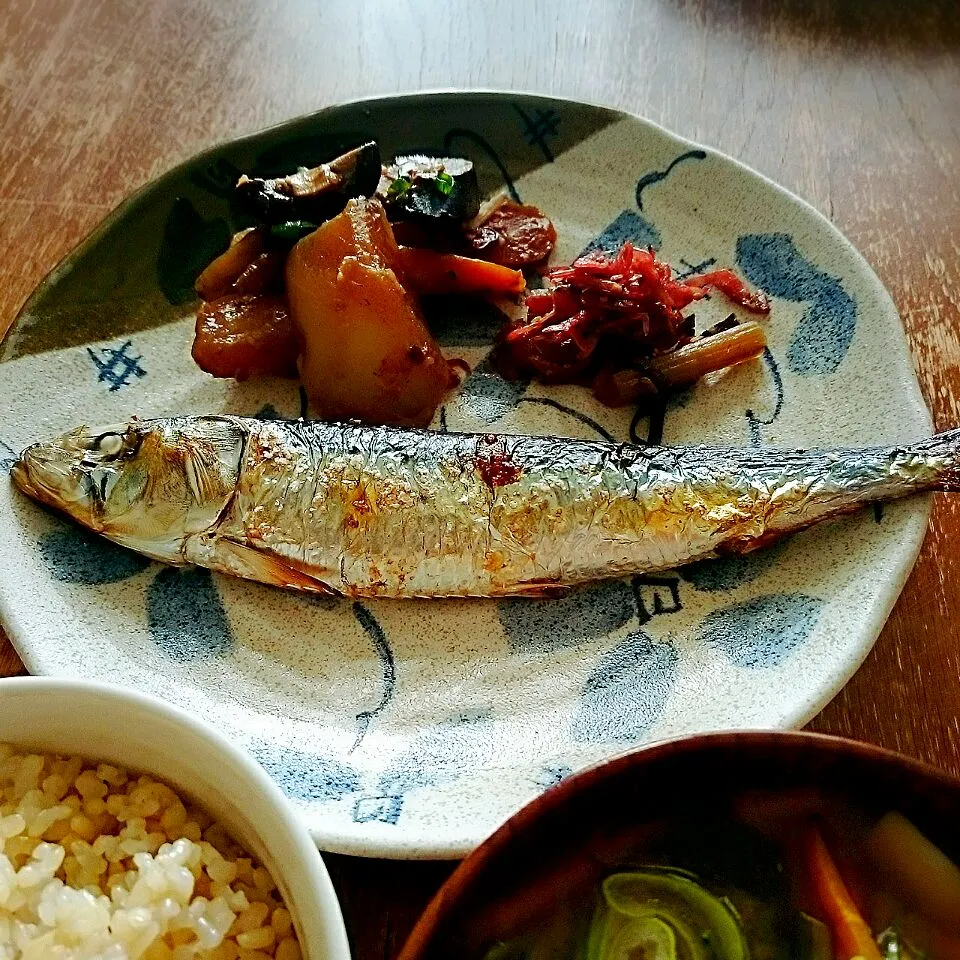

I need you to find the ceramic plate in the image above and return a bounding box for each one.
[0,92,931,858]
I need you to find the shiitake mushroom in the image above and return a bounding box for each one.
[234,141,382,225]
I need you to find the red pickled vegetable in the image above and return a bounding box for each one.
[493,242,770,400]
[685,268,771,313]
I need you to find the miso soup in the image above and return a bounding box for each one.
[474,792,960,960]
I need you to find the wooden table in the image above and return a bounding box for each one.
[2,0,959,955]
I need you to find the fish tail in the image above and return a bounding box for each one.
[832,428,960,506]
[721,428,960,553]
[901,428,960,492]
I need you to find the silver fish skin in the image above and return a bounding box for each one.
[11,417,960,599]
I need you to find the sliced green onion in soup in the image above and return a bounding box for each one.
[588,868,749,960]
[592,915,678,960]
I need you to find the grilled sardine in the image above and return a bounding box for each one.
[11,417,959,598]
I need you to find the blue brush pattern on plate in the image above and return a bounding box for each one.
[737,233,857,374]
[425,297,510,349]
[679,544,787,592]
[499,581,635,653]
[39,524,152,585]
[351,602,396,748]
[581,149,708,257]
[157,199,230,306]
[251,744,360,803]
[516,397,615,442]
[0,439,15,472]
[87,341,147,392]
[459,358,529,423]
[352,710,498,825]
[696,593,823,668]
[534,765,574,789]
[746,348,787,444]
[146,568,233,659]
[635,150,707,210]
[582,209,661,256]
[572,632,679,742]
[378,709,496,795]
[513,104,562,162]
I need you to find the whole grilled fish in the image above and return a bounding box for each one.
[10,417,960,598]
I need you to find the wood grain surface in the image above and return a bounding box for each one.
[1,0,959,955]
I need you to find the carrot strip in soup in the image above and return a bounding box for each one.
[806,826,882,960]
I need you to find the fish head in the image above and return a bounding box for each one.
[12,417,245,562]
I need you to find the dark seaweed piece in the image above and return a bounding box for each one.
[234,141,381,225]
[701,313,740,338]
[639,813,786,899]
[634,813,824,960]
[379,154,480,223]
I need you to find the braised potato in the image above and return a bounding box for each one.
[285,198,457,426]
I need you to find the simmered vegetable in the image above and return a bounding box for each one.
[466,200,557,267]
[647,322,767,390]
[867,813,960,936]
[228,249,285,296]
[592,916,677,960]
[235,142,382,224]
[195,227,270,301]
[192,294,298,381]
[188,142,563,418]
[396,248,525,296]
[379,155,481,224]
[285,197,458,426]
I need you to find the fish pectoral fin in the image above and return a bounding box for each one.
[493,578,571,599]
[208,539,339,595]
[716,529,783,555]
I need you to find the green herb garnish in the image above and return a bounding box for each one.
[434,170,454,195]
[386,176,411,199]
[270,220,319,242]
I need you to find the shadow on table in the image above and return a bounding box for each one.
[677,0,960,52]
[326,854,455,960]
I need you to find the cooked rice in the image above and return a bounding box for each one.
[0,743,303,959]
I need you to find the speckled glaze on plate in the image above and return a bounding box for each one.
[0,92,931,858]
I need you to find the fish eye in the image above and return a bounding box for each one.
[93,432,125,457]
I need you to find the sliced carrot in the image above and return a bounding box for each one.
[806,825,883,960]
[396,247,525,297]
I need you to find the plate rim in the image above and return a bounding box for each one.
[0,89,933,858]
